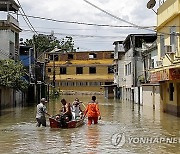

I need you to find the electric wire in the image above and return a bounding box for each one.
[16,0,38,35]
[83,0,156,32]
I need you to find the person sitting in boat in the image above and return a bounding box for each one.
[83,96,101,125]
[71,98,83,120]
[58,98,72,127]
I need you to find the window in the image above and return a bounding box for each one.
[89,67,96,74]
[76,67,83,74]
[108,66,114,74]
[169,83,174,101]
[125,62,131,76]
[170,26,177,52]
[151,59,154,68]
[60,67,66,74]
[49,55,53,60]
[49,54,58,61]
[89,53,97,59]
[54,55,58,61]
[129,62,131,75]
[68,54,74,59]
[160,35,165,57]
[125,65,128,76]
[48,68,51,72]
[110,53,114,58]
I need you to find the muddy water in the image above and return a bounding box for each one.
[0,95,179,154]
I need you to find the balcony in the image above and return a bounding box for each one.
[157,0,180,28]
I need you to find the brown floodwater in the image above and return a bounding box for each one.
[0,95,180,154]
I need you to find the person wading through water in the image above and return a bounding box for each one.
[36,98,51,127]
[84,96,101,125]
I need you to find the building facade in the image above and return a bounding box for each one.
[0,0,21,60]
[113,41,126,99]
[151,0,180,116]
[142,40,161,110]
[122,34,157,104]
[46,51,114,93]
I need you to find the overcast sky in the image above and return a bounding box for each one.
[17,0,158,51]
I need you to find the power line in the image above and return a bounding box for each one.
[16,0,38,35]
[20,25,155,30]
[12,12,155,29]
[22,29,126,38]
[83,0,156,33]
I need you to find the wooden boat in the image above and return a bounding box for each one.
[49,116,84,128]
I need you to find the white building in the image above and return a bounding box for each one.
[113,41,125,99]
[120,34,157,104]
[142,40,161,110]
[0,0,21,60]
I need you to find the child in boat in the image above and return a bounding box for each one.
[71,98,83,120]
[84,96,101,125]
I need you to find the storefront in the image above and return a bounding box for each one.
[150,68,180,116]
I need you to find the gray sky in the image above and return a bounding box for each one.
[17,0,158,51]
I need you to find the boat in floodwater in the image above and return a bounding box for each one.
[49,117,84,128]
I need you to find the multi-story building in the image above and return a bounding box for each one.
[150,0,180,116]
[113,41,125,99]
[45,51,114,93]
[141,40,160,110]
[0,0,24,109]
[123,34,157,104]
[0,0,21,60]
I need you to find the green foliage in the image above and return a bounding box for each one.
[23,34,75,53]
[0,60,29,91]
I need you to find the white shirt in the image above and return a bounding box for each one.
[36,103,47,118]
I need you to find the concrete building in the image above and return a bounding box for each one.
[0,0,21,60]
[141,40,161,110]
[0,1,25,109]
[123,34,157,104]
[113,41,126,99]
[150,0,180,116]
[45,51,114,94]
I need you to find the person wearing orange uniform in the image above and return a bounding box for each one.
[84,96,101,125]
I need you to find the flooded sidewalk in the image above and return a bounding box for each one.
[0,95,179,153]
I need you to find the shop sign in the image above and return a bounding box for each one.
[150,68,180,82]
[169,68,180,80]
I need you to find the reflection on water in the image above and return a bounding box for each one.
[0,95,180,153]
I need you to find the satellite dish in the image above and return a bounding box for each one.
[147,0,156,9]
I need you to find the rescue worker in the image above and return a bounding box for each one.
[84,96,101,125]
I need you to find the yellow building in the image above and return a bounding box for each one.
[45,51,114,93]
[151,0,180,116]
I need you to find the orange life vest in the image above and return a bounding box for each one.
[84,102,100,117]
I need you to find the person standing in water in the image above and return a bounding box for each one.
[36,98,51,127]
[84,96,101,125]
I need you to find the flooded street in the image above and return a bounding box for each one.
[0,95,180,154]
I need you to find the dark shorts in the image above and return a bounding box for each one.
[36,117,46,127]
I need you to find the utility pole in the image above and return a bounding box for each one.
[52,53,56,88]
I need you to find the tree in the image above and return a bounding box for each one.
[0,60,28,91]
[23,34,75,54]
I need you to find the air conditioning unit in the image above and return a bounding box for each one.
[165,45,175,54]
[156,60,163,67]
